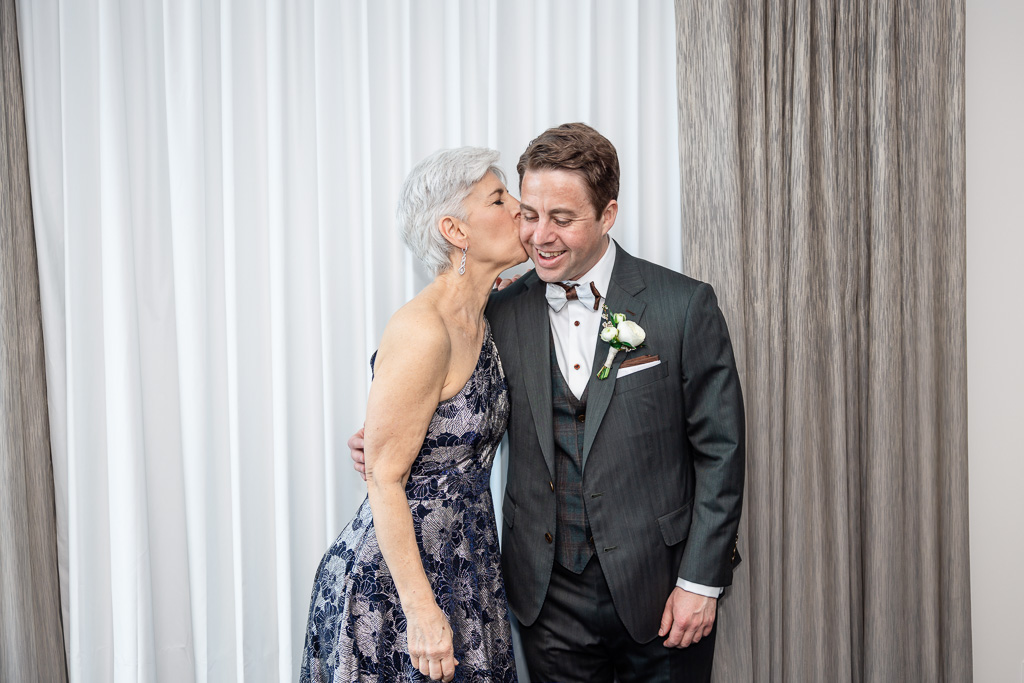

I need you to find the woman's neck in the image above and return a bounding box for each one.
[425,264,504,330]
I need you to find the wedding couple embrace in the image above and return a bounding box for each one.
[299,123,745,683]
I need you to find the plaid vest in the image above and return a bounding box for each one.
[551,341,595,574]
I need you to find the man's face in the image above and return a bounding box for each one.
[519,168,617,283]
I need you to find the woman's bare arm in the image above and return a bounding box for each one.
[363,305,458,678]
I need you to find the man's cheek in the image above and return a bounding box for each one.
[518,225,531,246]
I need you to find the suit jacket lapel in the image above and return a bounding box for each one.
[581,247,647,470]
[515,276,556,478]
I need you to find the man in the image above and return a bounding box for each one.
[354,123,744,682]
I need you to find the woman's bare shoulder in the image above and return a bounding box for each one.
[375,298,451,375]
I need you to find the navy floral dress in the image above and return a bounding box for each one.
[300,321,517,682]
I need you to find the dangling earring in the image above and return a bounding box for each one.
[458,247,467,275]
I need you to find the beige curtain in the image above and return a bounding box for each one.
[674,1,971,681]
[0,0,67,679]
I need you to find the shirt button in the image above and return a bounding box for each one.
[545,533,553,544]
[577,414,586,423]
[574,320,580,327]
[573,363,580,370]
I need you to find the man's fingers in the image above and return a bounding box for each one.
[658,600,673,637]
[494,274,523,291]
[663,616,688,648]
[349,426,367,480]
[428,657,442,680]
[346,429,365,453]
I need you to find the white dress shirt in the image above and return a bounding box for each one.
[545,239,723,599]
[547,240,617,400]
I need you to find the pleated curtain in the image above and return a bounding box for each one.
[0,0,66,679]
[15,1,680,681]
[674,1,972,681]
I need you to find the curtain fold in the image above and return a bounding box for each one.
[0,0,67,680]
[674,0,971,681]
[16,1,680,680]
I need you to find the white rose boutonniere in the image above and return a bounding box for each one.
[596,305,646,379]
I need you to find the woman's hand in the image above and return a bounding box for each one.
[406,603,459,681]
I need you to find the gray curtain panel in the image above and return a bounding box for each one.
[674,1,970,682]
[0,0,67,680]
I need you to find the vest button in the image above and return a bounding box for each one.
[545,533,553,544]
[577,414,586,423]
[549,481,554,492]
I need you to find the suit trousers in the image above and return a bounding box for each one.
[518,556,717,683]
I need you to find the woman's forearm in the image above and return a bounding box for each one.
[366,476,435,612]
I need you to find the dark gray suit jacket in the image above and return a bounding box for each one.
[486,244,745,643]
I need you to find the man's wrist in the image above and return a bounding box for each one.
[676,578,724,598]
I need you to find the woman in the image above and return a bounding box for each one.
[300,147,525,682]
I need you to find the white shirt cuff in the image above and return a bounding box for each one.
[676,579,724,598]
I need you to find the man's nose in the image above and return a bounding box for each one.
[532,216,555,243]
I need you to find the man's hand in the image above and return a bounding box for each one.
[658,587,716,648]
[348,427,366,481]
[493,274,521,290]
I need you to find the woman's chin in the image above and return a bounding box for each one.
[503,248,528,270]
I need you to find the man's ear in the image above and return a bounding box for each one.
[600,199,618,235]
[438,216,468,250]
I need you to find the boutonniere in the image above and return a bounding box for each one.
[597,304,646,379]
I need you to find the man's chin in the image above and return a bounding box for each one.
[530,263,563,283]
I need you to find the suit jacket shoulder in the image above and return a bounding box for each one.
[627,251,706,292]
[612,248,720,326]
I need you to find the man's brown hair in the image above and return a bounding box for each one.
[516,122,620,218]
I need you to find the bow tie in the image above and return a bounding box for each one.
[545,281,603,312]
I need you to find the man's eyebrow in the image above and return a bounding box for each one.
[518,203,577,216]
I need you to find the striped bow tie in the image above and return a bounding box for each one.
[545,281,602,312]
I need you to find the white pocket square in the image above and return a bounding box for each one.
[617,359,661,378]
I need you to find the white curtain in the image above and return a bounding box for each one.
[16,1,680,681]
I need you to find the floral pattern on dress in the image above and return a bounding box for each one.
[300,321,516,682]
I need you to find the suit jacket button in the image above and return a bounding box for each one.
[545,532,553,544]
[549,481,554,492]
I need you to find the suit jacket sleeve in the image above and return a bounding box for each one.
[678,282,745,587]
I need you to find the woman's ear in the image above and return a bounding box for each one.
[438,216,469,250]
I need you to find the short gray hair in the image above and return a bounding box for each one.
[396,147,505,276]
